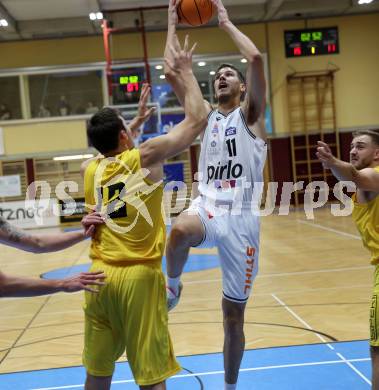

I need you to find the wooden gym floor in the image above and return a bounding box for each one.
[0,207,372,377]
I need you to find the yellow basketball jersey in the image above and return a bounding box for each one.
[84,149,165,264]
[352,166,379,265]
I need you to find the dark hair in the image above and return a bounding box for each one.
[352,129,379,146]
[215,63,246,84]
[213,63,246,101]
[87,107,124,154]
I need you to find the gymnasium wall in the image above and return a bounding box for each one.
[2,119,88,155]
[0,12,378,155]
[267,13,379,134]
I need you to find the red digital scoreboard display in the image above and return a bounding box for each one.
[284,27,339,58]
[111,67,145,105]
[119,74,140,93]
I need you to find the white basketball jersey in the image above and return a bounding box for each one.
[197,107,267,205]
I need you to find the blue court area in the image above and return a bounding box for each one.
[41,227,220,279]
[41,254,220,279]
[0,340,371,390]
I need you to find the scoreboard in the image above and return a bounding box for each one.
[284,27,339,58]
[111,67,145,105]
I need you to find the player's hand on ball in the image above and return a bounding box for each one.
[209,0,230,29]
[168,0,179,26]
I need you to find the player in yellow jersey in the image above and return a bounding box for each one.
[317,129,379,389]
[82,35,207,390]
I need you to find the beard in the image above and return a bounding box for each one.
[217,93,232,105]
[216,87,240,105]
[352,156,373,170]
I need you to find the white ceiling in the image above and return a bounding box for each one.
[0,0,378,41]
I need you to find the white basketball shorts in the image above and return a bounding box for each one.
[186,196,260,304]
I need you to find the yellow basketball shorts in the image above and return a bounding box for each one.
[82,260,181,386]
[370,265,379,346]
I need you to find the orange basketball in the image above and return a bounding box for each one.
[177,0,214,27]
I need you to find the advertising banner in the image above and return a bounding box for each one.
[0,199,59,229]
[0,175,21,197]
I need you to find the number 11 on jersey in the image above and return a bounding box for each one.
[226,138,237,158]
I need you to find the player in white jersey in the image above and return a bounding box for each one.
[164,1,267,389]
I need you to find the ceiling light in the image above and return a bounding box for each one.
[160,75,165,79]
[241,58,248,63]
[358,0,373,4]
[0,19,8,27]
[209,71,216,75]
[155,65,163,70]
[53,154,94,161]
[96,12,103,20]
[198,61,206,67]
[89,13,96,20]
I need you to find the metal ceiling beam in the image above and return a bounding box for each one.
[0,0,21,36]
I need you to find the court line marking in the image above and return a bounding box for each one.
[297,220,361,240]
[28,357,371,390]
[182,283,371,306]
[185,264,371,286]
[272,293,371,386]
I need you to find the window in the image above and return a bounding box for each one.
[0,77,22,120]
[29,71,103,118]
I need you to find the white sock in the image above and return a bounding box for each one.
[224,383,237,390]
[167,276,181,295]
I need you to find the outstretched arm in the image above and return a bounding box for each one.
[164,0,187,107]
[211,0,266,131]
[140,35,208,167]
[127,83,156,134]
[0,270,106,297]
[316,141,379,191]
[0,213,103,253]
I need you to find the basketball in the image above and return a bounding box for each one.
[177,0,214,27]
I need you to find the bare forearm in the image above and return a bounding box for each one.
[0,274,63,297]
[164,25,177,70]
[33,230,86,253]
[164,26,186,106]
[222,22,261,60]
[128,116,144,133]
[164,70,208,151]
[0,218,85,253]
[329,158,359,182]
[139,72,207,166]
[181,71,206,122]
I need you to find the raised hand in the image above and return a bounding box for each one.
[137,83,156,122]
[316,141,336,169]
[165,34,197,74]
[61,270,106,293]
[209,0,230,29]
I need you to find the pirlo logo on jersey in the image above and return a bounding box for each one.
[206,160,243,184]
[206,123,242,184]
